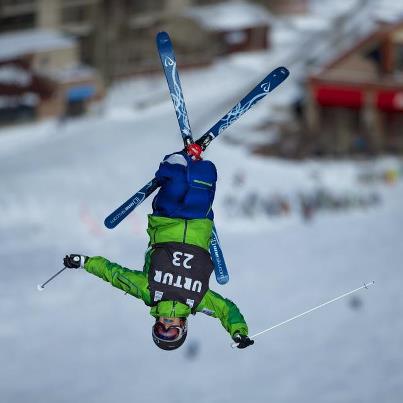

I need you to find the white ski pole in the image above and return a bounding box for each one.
[231,281,375,348]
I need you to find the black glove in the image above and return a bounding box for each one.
[63,254,88,269]
[232,333,254,349]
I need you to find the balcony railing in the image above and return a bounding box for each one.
[61,0,100,8]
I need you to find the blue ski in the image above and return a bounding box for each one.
[156,31,193,146]
[104,66,289,229]
[104,39,289,234]
[196,66,289,150]
[104,178,159,229]
[210,225,229,284]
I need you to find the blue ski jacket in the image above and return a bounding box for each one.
[152,151,217,220]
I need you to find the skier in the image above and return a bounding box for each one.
[64,145,254,351]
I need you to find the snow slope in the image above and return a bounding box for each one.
[0,58,402,403]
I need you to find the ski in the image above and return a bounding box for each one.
[210,225,229,284]
[104,66,289,229]
[156,31,193,147]
[156,32,229,284]
[104,178,159,229]
[196,66,289,150]
[105,42,289,237]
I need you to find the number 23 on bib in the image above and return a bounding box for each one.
[148,242,214,310]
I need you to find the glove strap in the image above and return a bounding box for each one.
[72,255,87,268]
[79,255,86,268]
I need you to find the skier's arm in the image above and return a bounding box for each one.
[197,289,248,337]
[84,256,151,305]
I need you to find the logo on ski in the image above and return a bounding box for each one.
[161,52,192,138]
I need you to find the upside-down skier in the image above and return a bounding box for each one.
[64,144,254,351]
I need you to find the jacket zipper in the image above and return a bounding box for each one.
[183,219,188,243]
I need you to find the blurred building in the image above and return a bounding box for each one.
[0,29,103,124]
[0,0,36,32]
[0,0,210,81]
[185,1,272,55]
[307,19,403,155]
[254,0,309,15]
[0,0,272,83]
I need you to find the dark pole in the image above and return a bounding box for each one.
[37,267,68,291]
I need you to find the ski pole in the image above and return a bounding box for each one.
[231,281,375,348]
[37,267,68,291]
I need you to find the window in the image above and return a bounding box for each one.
[125,0,165,14]
[383,111,403,153]
[364,45,382,73]
[0,13,35,32]
[319,106,361,154]
[225,31,246,46]
[395,44,403,73]
[1,0,35,8]
[61,5,88,24]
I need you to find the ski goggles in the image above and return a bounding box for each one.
[153,321,186,342]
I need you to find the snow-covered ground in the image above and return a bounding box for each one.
[1,37,403,403]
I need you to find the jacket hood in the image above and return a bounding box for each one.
[149,300,191,318]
